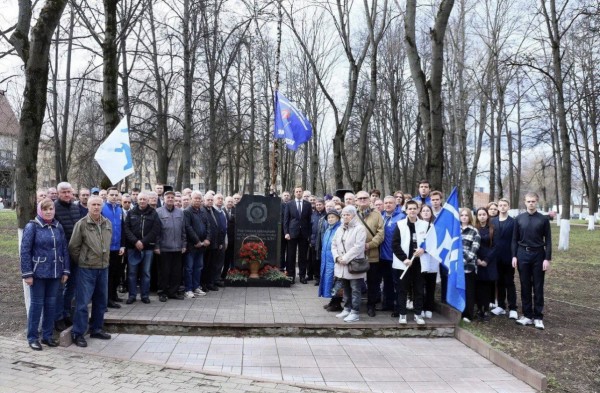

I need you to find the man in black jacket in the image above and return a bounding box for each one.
[283,186,312,284]
[183,191,211,298]
[123,191,161,304]
[54,182,82,331]
[202,193,226,291]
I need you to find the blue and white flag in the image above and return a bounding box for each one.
[421,187,465,312]
[274,91,312,150]
[94,117,134,184]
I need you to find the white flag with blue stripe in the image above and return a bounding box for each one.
[421,187,465,312]
[94,117,134,184]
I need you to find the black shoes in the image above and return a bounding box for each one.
[168,293,185,300]
[367,307,376,317]
[107,300,121,309]
[314,279,320,286]
[126,297,136,304]
[206,285,219,291]
[90,330,111,340]
[72,335,88,347]
[54,320,67,332]
[159,294,168,302]
[141,297,151,304]
[113,297,124,303]
[29,341,42,351]
[41,338,59,347]
[391,312,400,318]
[299,277,308,284]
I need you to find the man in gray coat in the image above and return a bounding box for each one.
[155,191,187,302]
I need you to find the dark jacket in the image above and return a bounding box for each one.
[20,217,70,279]
[123,205,161,250]
[54,199,82,242]
[184,205,211,250]
[491,216,514,264]
[475,225,498,281]
[205,206,226,248]
[101,202,124,251]
[283,199,312,239]
[310,209,326,246]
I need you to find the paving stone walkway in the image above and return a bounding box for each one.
[59,334,535,392]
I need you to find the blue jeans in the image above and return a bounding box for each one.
[184,249,204,292]
[61,263,79,320]
[127,249,153,299]
[28,278,60,343]
[72,267,108,336]
[342,278,362,312]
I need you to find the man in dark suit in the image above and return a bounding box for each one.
[283,186,312,284]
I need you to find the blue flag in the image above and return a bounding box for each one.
[421,187,465,312]
[274,91,312,150]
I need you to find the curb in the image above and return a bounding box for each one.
[454,327,547,392]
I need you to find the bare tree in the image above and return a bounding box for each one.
[10,0,68,227]
[404,0,454,191]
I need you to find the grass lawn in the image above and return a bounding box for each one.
[462,224,600,392]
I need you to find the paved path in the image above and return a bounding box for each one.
[58,334,534,392]
[104,284,454,329]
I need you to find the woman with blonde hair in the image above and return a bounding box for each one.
[20,198,70,350]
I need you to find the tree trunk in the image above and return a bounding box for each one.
[10,0,68,227]
[405,0,454,191]
[102,0,119,139]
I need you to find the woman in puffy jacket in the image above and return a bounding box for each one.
[20,198,70,350]
[331,205,367,323]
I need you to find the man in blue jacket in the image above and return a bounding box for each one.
[101,187,125,308]
[380,196,405,316]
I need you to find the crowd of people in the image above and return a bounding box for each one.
[20,180,551,350]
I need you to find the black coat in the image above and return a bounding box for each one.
[184,206,211,250]
[476,225,498,281]
[123,205,161,250]
[283,199,312,239]
[54,199,82,242]
[491,216,514,264]
[204,206,226,249]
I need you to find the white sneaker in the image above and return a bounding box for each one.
[414,315,425,325]
[489,302,497,309]
[516,316,533,326]
[344,311,360,323]
[462,317,471,323]
[491,306,506,316]
[336,309,351,319]
[193,288,206,297]
[534,319,545,330]
[509,310,518,320]
[424,311,433,319]
[399,315,407,324]
[184,291,195,299]
[406,300,414,310]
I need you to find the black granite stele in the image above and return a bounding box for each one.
[231,195,282,286]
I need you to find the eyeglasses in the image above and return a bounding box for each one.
[357,197,369,200]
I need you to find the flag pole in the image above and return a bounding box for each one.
[270,0,282,193]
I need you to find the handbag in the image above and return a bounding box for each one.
[341,234,370,274]
[348,257,370,274]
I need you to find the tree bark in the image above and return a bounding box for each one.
[10,0,68,227]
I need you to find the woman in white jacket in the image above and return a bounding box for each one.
[331,205,367,322]
[392,200,430,325]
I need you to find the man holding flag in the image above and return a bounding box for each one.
[420,187,468,314]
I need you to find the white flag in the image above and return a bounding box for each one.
[94,118,134,184]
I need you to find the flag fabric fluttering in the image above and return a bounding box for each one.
[94,117,134,184]
[421,187,466,312]
[273,91,312,150]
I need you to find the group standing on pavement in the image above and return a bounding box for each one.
[20,180,552,350]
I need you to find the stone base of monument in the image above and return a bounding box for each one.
[224,278,291,287]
